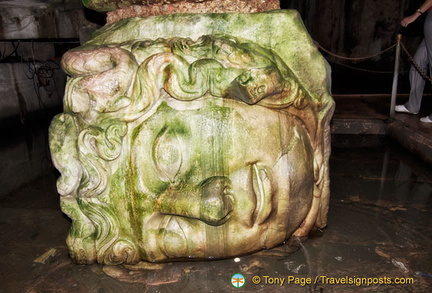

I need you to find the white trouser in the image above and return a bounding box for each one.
[405,11,432,119]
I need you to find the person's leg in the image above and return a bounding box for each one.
[421,11,432,122]
[399,40,429,114]
[424,11,432,77]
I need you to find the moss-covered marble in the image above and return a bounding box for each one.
[49,10,334,265]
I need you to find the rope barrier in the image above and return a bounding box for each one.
[328,59,395,74]
[316,35,432,119]
[317,42,397,62]
[316,38,432,84]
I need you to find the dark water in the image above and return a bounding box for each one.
[0,131,431,292]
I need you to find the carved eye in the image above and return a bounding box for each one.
[153,128,184,182]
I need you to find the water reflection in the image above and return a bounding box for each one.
[394,161,432,206]
[330,134,432,207]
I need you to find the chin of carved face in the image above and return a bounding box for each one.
[130,96,314,261]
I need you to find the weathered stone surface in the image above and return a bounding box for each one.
[104,0,280,23]
[50,10,334,264]
[83,0,280,14]
[388,120,432,166]
[84,0,213,12]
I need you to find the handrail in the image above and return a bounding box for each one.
[390,34,402,119]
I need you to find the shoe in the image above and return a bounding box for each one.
[395,105,418,114]
[420,116,432,123]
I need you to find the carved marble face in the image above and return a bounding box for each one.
[49,11,334,265]
[129,97,314,260]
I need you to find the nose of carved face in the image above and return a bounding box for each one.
[156,176,234,225]
[199,176,234,225]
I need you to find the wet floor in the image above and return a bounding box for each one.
[0,123,431,292]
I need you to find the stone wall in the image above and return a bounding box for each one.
[0,62,66,122]
[0,0,102,127]
[0,0,99,39]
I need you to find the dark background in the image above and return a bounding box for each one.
[280,0,429,94]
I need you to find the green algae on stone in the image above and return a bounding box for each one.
[50,11,334,264]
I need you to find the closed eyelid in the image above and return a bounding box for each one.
[153,128,182,182]
[152,126,191,183]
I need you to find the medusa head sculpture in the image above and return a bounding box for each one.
[49,10,334,265]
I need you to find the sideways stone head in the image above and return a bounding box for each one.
[49,12,334,265]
